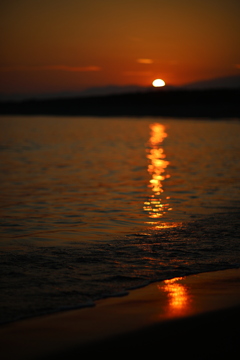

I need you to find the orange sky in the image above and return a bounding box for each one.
[0,0,240,96]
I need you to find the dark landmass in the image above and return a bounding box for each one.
[181,74,240,90]
[0,88,240,118]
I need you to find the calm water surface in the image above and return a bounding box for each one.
[0,116,240,323]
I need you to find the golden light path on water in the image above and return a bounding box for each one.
[143,123,172,224]
[158,277,192,317]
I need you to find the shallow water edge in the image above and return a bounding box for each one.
[1,210,240,325]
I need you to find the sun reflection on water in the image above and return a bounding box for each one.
[143,123,171,220]
[158,277,192,317]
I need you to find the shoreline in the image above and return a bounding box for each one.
[1,267,240,359]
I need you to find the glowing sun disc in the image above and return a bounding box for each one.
[152,79,165,87]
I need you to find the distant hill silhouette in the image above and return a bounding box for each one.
[78,84,151,97]
[0,84,172,102]
[181,74,240,90]
[0,74,239,102]
[80,75,240,95]
[1,88,239,118]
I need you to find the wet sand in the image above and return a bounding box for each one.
[1,268,240,360]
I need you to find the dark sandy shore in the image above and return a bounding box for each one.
[1,268,240,360]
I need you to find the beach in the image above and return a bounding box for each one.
[1,268,240,360]
[0,116,240,359]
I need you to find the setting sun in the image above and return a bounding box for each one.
[152,79,166,87]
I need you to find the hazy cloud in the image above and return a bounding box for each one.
[50,65,101,72]
[0,65,101,72]
[137,59,153,64]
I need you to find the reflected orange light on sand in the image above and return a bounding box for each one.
[143,123,170,219]
[158,277,191,316]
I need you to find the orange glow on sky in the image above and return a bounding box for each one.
[0,0,240,96]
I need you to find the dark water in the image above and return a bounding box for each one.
[0,116,240,323]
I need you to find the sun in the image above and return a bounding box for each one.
[152,79,165,87]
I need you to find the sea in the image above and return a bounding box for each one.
[0,115,240,324]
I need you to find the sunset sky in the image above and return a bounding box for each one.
[1,0,240,97]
